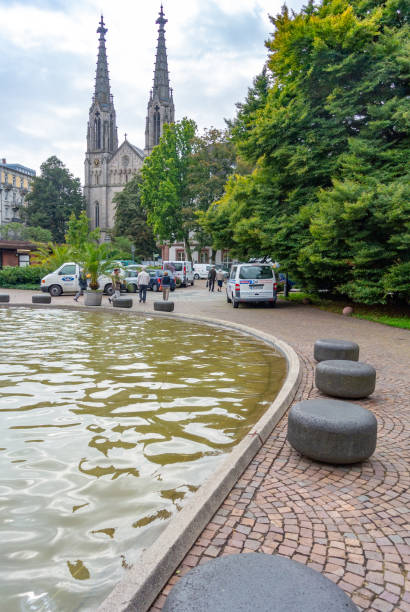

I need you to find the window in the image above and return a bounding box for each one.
[59,264,76,275]
[153,106,161,146]
[18,254,30,267]
[230,266,237,280]
[239,265,273,280]
[95,202,100,227]
[176,250,185,261]
[94,113,101,149]
[200,251,209,263]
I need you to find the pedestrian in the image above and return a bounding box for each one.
[109,267,123,303]
[137,266,150,303]
[216,268,225,292]
[208,266,216,292]
[74,269,88,302]
[161,270,171,301]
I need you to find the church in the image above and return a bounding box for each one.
[84,7,174,238]
[84,7,229,266]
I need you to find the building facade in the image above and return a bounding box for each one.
[0,160,36,226]
[84,8,174,236]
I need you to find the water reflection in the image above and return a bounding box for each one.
[0,308,286,611]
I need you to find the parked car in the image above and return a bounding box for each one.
[124,269,176,293]
[193,263,211,280]
[226,263,277,308]
[40,262,114,296]
[162,260,194,286]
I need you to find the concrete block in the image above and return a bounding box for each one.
[315,359,376,398]
[314,338,359,362]
[288,398,377,464]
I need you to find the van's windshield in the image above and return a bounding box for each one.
[165,262,183,272]
[239,266,273,280]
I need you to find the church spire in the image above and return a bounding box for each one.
[94,15,111,107]
[86,15,118,154]
[145,5,175,155]
[153,4,171,102]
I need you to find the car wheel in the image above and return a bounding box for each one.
[170,286,175,292]
[191,280,194,286]
[49,284,62,297]
[233,299,239,309]
[105,283,114,296]
[226,291,232,303]
[194,273,199,280]
[152,283,158,292]
[127,283,137,293]
[269,300,277,308]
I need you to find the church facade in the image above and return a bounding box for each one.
[84,8,174,237]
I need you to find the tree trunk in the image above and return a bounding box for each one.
[184,235,193,262]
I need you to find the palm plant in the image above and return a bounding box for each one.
[80,242,116,290]
[32,242,72,270]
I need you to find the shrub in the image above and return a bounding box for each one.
[0,265,51,286]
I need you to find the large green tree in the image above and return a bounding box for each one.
[112,172,156,259]
[141,118,197,261]
[208,0,409,303]
[23,156,85,243]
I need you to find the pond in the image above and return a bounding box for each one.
[0,308,286,611]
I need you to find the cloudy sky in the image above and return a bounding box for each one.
[1,0,304,181]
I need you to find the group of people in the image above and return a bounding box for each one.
[109,266,171,304]
[207,266,225,292]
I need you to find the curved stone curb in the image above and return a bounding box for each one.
[0,303,301,612]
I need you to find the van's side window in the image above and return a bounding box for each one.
[230,266,237,280]
[59,265,77,275]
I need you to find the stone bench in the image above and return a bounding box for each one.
[315,359,376,398]
[112,297,133,308]
[163,553,359,612]
[288,398,377,464]
[0,294,10,303]
[154,301,174,312]
[314,338,359,362]
[32,294,51,304]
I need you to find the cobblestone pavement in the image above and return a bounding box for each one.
[2,285,409,611]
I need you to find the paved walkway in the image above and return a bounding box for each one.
[2,285,409,611]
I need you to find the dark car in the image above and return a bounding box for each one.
[148,270,176,292]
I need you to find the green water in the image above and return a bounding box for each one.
[0,308,286,611]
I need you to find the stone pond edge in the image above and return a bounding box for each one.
[1,304,301,612]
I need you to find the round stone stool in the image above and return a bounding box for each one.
[154,301,174,312]
[316,360,376,398]
[288,399,377,464]
[163,553,359,612]
[314,338,359,362]
[0,294,10,303]
[32,294,51,304]
[113,297,132,308]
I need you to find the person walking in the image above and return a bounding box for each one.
[74,270,88,302]
[208,266,216,292]
[161,270,171,301]
[216,268,225,292]
[109,267,123,303]
[137,267,150,304]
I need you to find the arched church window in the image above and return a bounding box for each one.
[95,202,100,227]
[94,113,101,149]
[154,105,161,146]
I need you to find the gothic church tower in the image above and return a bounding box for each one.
[84,16,118,232]
[145,5,175,155]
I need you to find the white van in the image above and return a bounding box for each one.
[193,263,211,280]
[40,262,113,297]
[226,263,277,308]
[162,261,194,286]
